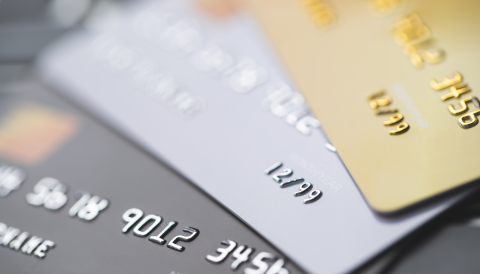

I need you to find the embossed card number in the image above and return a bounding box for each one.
[366,90,410,135]
[265,162,322,204]
[262,83,321,135]
[121,208,199,252]
[206,239,288,274]
[26,177,108,221]
[68,192,109,221]
[0,165,26,197]
[430,72,480,129]
[26,177,68,210]
[393,13,445,68]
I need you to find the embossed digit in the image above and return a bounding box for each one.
[231,245,254,270]
[418,48,445,65]
[280,178,304,188]
[430,71,462,90]
[0,166,26,197]
[295,116,320,135]
[383,113,403,126]
[294,182,312,197]
[206,239,237,263]
[26,178,68,210]
[389,122,409,135]
[440,83,471,101]
[122,208,144,233]
[69,193,91,217]
[448,96,480,115]
[269,92,305,117]
[304,190,322,204]
[266,259,289,274]
[133,214,162,237]
[265,162,283,175]
[43,190,68,210]
[167,227,199,252]
[394,13,430,46]
[25,180,52,206]
[369,96,392,109]
[366,90,385,101]
[458,109,480,129]
[77,196,109,221]
[245,252,276,274]
[271,169,293,183]
[149,221,177,245]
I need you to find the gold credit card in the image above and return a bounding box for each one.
[246,0,480,212]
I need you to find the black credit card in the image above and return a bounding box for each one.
[0,79,302,274]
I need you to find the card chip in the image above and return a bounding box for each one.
[0,103,78,165]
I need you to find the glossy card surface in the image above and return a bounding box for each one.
[0,82,299,274]
[36,0,471,272]
[246,0,480,212]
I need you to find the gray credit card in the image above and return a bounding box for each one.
[35,0,474,273]
[0,83,302,274]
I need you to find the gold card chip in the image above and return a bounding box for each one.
[0,103,78,165]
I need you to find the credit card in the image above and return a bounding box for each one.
[0,84,300,274]
[36,0,473,272]
[245,0,480,212]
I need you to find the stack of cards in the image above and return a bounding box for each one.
[1,0,478,273]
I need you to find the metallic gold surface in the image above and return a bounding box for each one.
[383,113,403,126]
[246,0,480,212]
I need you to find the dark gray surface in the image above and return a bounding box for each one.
[389,225,480,274]
[0,82,303,274]
[0,0,80,62]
